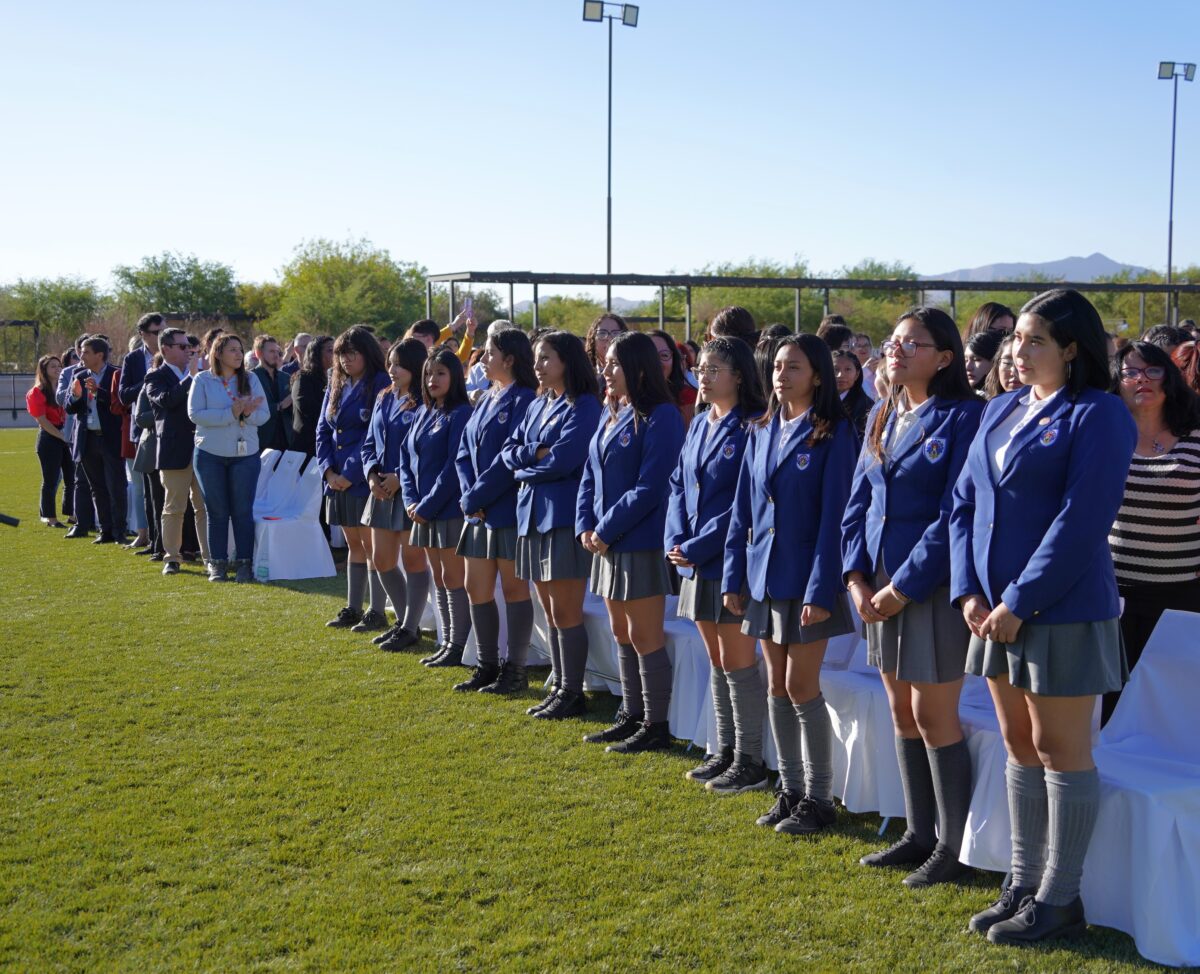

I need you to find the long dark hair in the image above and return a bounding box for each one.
[710,306,757,345]
[608,331,674,421]
[983,334,1018,400]
[33,355,60,400]
[867,307,974,462]
[1019,289,1111,396]
[754,334,783,402]
[301,335,333,377]
[535,331,599,402]
[700,337,767,418]
[760,334,842,446]
[327,325,386,418]
[488,328,538,392]
[648,328,687,404]
[421,345,469,412]
[384,338,428,401]
[965,301,1016,338]
[211,333,250,396]
[1112,341,1200,437]
[584,313,628,369]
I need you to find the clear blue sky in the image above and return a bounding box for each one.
[3,0,1199,301]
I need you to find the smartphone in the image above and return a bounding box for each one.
[463,296,474,319]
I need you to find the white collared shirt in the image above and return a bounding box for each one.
[886,394,934,456]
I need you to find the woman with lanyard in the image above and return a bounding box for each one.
[665,337,769,794]
[722,334,856,836]
[451,327,538,694]
[951,289,1136,946]
[362,338,431,653]
[402,347,475,669]
[841,307,984,887]
[503,331,602,720]
[577,331,685,754]
[318,326,391,632]
[187,333,269,582]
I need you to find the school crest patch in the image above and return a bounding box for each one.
[619,430,632,448]
[796,453,811,470]
[497,411,509,424]
[923,437,947,463]
[401,410,414,424]
[722,441,736,460]
[1039,428,1059,447]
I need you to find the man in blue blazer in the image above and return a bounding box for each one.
[146,327,209,575]
[65,336,127,543]
[119,313,164,550]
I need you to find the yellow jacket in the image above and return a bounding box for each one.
[438,325,473,364]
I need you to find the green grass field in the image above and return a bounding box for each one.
[0,427,1163,972]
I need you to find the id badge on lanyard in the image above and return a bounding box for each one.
[237,437,248,457]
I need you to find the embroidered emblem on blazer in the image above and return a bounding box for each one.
[924,437,946,463]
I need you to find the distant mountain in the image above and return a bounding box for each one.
[925,252,1148,283]
[514,296,641,314]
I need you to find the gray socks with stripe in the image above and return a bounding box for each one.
[347,561,367,610]
[1006,761,1048,889]
[1039,768,1100,905]
[617,643,644,719]
[928,739,971,857]
[376,567,407,624]
[710,667,734,752]
[896,736,937,848]
[402,566,431,634]
[447,587,471,651]
[793,694,833,802]
[638,647,672,724]
[470,600,500,667]
[505,600,534,667]
[367,569,386,616]
[769,695,804,794]
[726,664,765,764]
[559,625,589,693]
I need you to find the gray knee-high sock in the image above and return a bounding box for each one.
[560,624,589,693]
[638,647,672,724]
[447,587,472,650]
[433,587,451,644]
[616,643,644,718]
[710,667,734,752]
[896,736,937,848]
[794,694,833,802]
[367,569,387,616]
[347,561,368,610]
[928,739,972,858]
[547,627,563,685]
[505,599,534,666]
[1038,768,1100,906]
[377,567,407,624]
[726,664,766,764]
[769,695,804,794]
[1006,761,1048,889]
[403,567,431,634]
[469,600,500,666]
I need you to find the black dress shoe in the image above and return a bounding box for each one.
[685,746,734,782]
[903,844,970,888]
[326,607,362,629]
[969,882,1039,935]
[860,832,934,868]
[534,688,587,720]
[775,795,837,835]
[527,683,560,715]
[583,709,642,744]
[706,757,770,795]
[453,663,500,692]
[350,609,388,633]
[756,789,800,827]
[64,526,89,539]
[479,661,526,695]
[419,644,447,665]
[987,896,1087,946]
[372,625,399,645]
[426,644,464,668]
[378,628,418,652]
[134,547,155,556]
[92,533,116,544]
[605,720,672,754]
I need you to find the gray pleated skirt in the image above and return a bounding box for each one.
[677,573,739,624]
[867,571,970,685]
[361,494,413,533]
[411,516,466,550]
[515,526,593,582]
[966,618,1127,697]
[326,491,368,527]
[742,591,855,645]
[590,549,674,601]
[457,522,518,560]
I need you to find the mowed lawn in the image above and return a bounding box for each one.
[0,428,1158,973]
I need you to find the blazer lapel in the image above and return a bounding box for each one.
[772,412,813,480]
[998,393,1073,485]
[697,408,741,469]
[600,407,635,461]
[887,397,940,469]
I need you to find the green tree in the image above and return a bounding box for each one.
[112,252,238,314]
[268,238,426,341]
[4,276,108,333]
[236,281,284,321]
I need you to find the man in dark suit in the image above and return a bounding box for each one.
[119,313,164,552]
[66,336,127,543]
[146,327,209,576]
[252,333,293,452]
[57,333,97,538]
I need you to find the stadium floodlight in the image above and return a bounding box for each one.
[1159,61,1176,79]
[1159,59,1196,324]
[622,4,639,26]
[582,1,604,22]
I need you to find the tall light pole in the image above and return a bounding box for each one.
[583,2,638,311]
[1159,60,1195,326]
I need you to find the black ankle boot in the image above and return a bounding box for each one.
[861,831,935,868]
[527,682,560,715]
[582,709,641,743]
[605,720,671,754]
[453,663,500,691]
[427,644,465,668]
[479,661,526,695]
[535,689,587,720]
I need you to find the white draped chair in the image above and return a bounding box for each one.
[247,451,335,582]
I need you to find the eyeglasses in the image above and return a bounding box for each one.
[694,366,732,378]
[595,329,621,340]
[881,339,938,358]
[657,351,673,363]
[164,342,190,350]
[1119,366,1166,383]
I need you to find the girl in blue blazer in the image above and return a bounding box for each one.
[501,331,602,721]
[841,307,984,888]
[576,331,685,755]
[664,337,769,794]
[316,326,390,632]
[361,338,429,653]
[400,346,475,669]
[951,290,1136,946]
[451,327,538,695]
[722,334,856,837]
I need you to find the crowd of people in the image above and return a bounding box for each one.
[24,294,1200,949]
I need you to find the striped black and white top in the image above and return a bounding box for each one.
[1109,429,1200,585]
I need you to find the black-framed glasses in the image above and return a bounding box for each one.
[881,339,938,358]
[1119,366,1166,383]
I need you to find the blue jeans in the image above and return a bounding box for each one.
[194,448,260,561]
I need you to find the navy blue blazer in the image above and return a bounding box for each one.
[723,412,856,610]
[315,373,390,498]
[118,347,152,409]
[841,395,984,603]
[576,402,685,553]
[144,365,198,471]
[455,383,536,529]
[949,387,1136,624]
[665,407,756,581]
[502,392,603,537]
[65,364,123,461]
[400,402,473,522]
[361,391,421,478]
